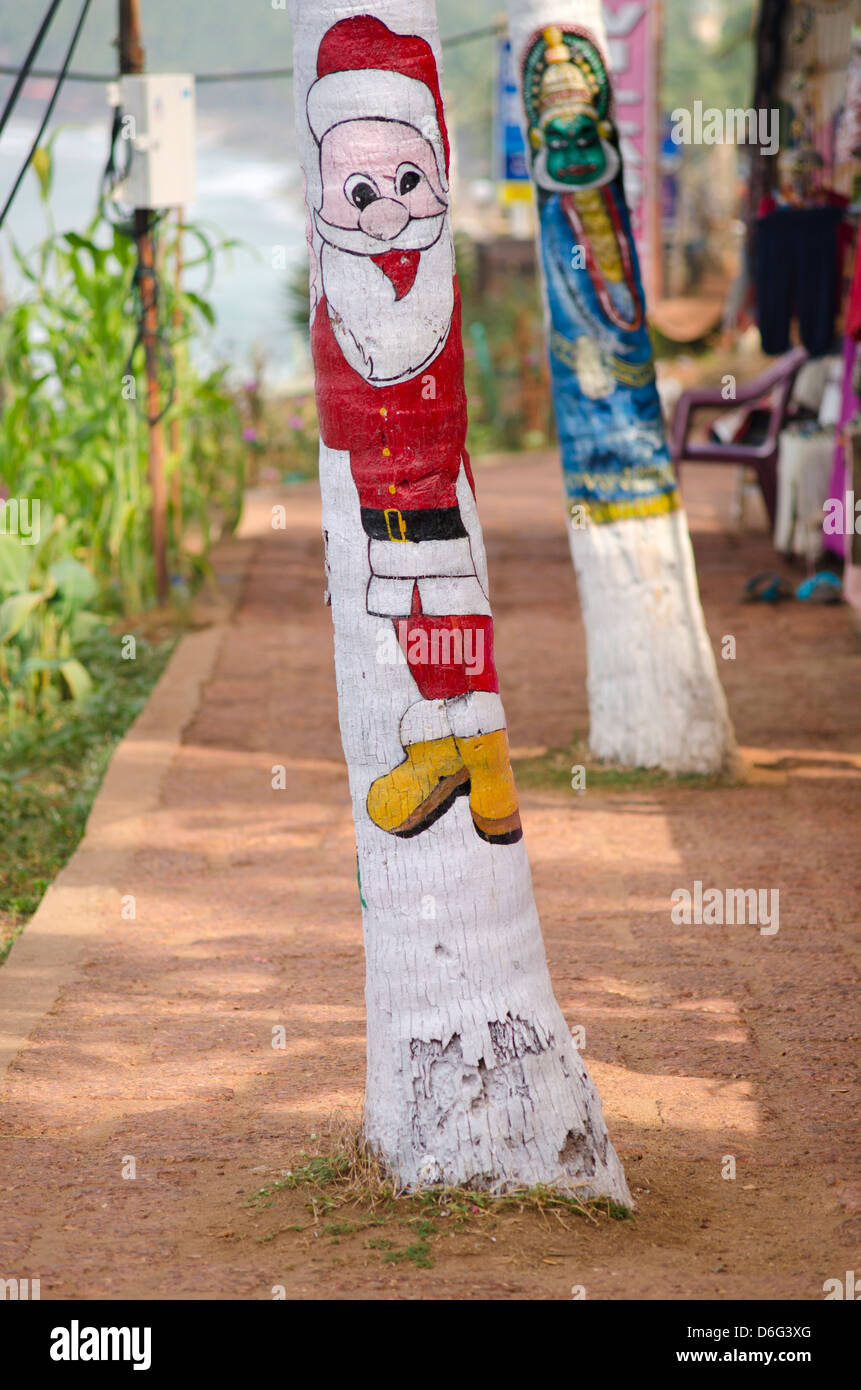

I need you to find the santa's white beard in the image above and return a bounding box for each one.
[320,227,454,387]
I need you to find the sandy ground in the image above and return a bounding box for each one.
[0,453,858,1301]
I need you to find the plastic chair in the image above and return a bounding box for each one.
[669,346,809,527]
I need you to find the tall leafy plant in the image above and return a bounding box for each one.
[0,511,105,723]
[0,152,246,610]
[0,154,247,720]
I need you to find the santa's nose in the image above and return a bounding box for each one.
[358,197,410,241]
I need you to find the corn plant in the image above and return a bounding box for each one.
[0,148,248,722]
[0,509,105,724]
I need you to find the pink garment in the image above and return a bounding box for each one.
[848,235,861,342]
[823,335,860,559]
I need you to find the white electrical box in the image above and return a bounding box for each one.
[119,73,196,209]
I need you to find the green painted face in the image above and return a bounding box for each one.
[543,111,608,185]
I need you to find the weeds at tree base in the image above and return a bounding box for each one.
[245,1126,632,1271]
[512,738,735,794]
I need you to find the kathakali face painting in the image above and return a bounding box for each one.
[543,109,610,185]
[523,25,620,193]
[513,23,680,527]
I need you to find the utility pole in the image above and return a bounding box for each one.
[651,0,664,308]
[118,0,168,603]
[170,207,184,549]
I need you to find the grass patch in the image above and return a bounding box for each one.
[244,1127,632,1271]
[512,738,730,795]
[383,1240,433,1268]
[0,628,176,957]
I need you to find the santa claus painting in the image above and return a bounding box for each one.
[306,15,521,846]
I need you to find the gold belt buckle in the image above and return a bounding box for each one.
[384,508,407,542]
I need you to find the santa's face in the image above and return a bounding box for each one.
[316,119,447,253]
[314,118,454,387]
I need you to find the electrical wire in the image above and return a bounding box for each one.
[0,21,501,87]
[0,65,106,83]
[0,0,94,231]
[125,211,177,426]
[100,100,134,230]
[0,0,66,139]
[97,106,176,423]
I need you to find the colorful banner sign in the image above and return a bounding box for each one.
[601,0,659,300]
[495,36,533,203]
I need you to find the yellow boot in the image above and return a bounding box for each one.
[454,729,523,844]
[366,735,469,838]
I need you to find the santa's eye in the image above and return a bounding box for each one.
[395,162,425,198]
[345,174,380,210]
[397,167,422,195]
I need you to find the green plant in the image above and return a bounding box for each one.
[0,147,249,724]
[383,1240,434,1268]
[0,145,247,617]
[0,510,106,723]
[0,627,175,943]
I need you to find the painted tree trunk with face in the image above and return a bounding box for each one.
[506,0,737,773]
[288,0,630,1202]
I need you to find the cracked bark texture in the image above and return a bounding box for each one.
[289,0,630,1202]
[506,0,737,774]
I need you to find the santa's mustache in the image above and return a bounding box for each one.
[314,206,447,256]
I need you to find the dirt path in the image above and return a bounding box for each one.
[0,454,858,1300]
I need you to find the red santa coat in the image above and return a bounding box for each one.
[310,281,475,510]
[310,281,498,701]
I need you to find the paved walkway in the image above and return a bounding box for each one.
[0,454,858,1299]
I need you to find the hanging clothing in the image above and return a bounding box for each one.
[847,234,861,342]
[754,205,845,356]
[835,34,861,168]
[823,335,861,559]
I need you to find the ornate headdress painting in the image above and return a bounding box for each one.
[522,25,618,191]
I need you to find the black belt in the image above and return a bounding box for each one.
[360,505,467,543]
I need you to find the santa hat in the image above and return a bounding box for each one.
[306,16,450,188]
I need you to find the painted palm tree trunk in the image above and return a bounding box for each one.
[506,0,736,773]
[288,0,629,1201]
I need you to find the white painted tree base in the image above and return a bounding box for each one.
[568,509,737,774]
[321,444,630,1203]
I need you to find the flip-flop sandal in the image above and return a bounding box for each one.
[742,572,794,603]
[796,572,842,603]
